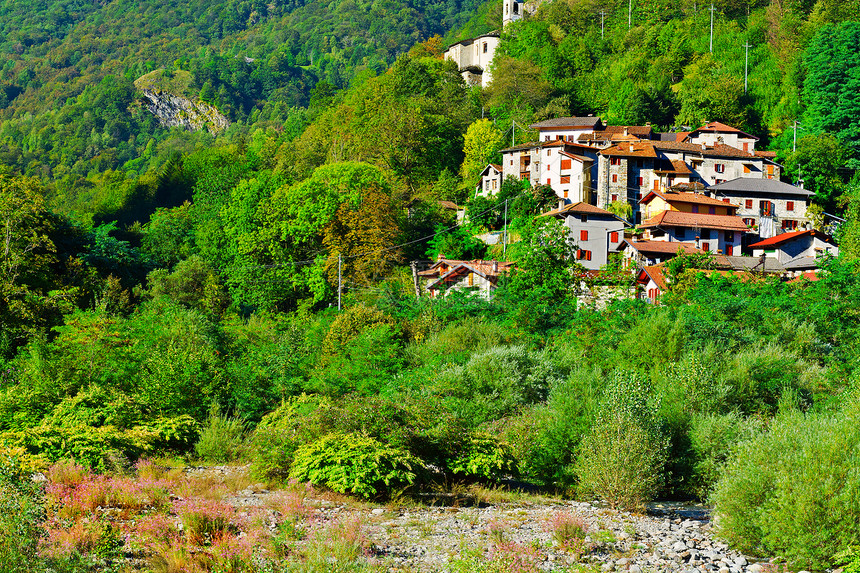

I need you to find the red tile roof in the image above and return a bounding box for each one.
[788,271,822,283]
[687,121,760,141]
[638,265,669,291]
[641,210,749,232]
[641,189,740,209]
[754,150,777,159]
[425,259,516,290]
[530,116,602,129]
[747,229,834,249]
[600,141,659,158]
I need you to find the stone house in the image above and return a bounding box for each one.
[622,240,706,266]
[708,178,813,238]
[638,189,748,255]
[474,164,504,197]
[500,140,600,204]
[529,116,604,143]
[419,258,514,299]
[540,202,628,270]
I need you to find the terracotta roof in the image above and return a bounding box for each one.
[542,140,599,152]
[788,270,822,283]
[654,159,692,175]
[425,259,515,290]
[530,116,602,129]
[602,125,654,136]
[438,200,463,210]
[652,141,707,153]
[600,141,659,158]
[559,151,594,162]
[641,189,739,209]
[540,202,622,218]
[641,210,749,232]
[708,177,813,197]
[638,265,669,291]
[490,164,502,171]
[625,240,705,256]
[704,143,756,159]
[748,229,833,249]
[754,150,777,159]
[670,182,707,192]
[687,121,760,141]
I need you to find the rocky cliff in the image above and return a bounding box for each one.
[140,89,230,135]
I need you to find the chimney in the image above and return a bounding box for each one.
[624,127,629,137]
[492,260,499,273]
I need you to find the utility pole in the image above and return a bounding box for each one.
[709,4,716,53]
[503,199,509,257]
[793,120,799,153]
[599,10,607,39]
[511,119,516,147]
[337,253,342,311]
[628,0,632,29]
[743,42,752,93]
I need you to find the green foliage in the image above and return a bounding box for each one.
[712,399,860,569]
[194,404,247,463]
[574,371,669,510]
[289,433,418,499]
[448,433,517,481]
[0,454,46,572]
[460,118,505,187]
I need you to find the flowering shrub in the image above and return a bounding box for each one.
[173,498,240,544]
[546,511,589,555]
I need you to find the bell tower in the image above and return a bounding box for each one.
[502,0,522,28]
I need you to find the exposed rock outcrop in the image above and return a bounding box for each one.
[140,89,230,134]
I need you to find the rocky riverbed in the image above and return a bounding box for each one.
[186,465,813,573]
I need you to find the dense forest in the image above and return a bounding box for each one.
[1,0,860,570]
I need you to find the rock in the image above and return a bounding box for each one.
[734,557,747,567]
[139,89,230,134]
[746,565,763,573]
[629,566,642,573]
[371,508,385,516]
[672,541,688,552]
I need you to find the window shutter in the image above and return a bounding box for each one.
[580,230,588,241]
[610,232,619,243]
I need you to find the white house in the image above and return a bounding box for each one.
[475,164,504,197]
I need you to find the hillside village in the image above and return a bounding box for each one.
[426,116,836,303]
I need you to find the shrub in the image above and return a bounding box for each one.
[574,371,668,511]
[289,433,418,499]
[448,433,517,481]
[711,398,860,569]
[687,411,762,500]
[194,405,246,463]
[0,455,46,572]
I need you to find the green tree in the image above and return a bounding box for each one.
[460,119,505,189]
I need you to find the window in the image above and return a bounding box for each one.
[547,149,552,156]
[653,179,659,190]
[725,244,733,255]
[743,164,750,174]
[492,179,497,190]
[715,164,725,173]
[610,157,621,166]
[725,231,735,242]
[610,231,619,243]
[580,230,589,241]
[611,194,618,202]
[782,219,798,230]
[637,177,643,186]
[586,250,592,261]
[563,190,568,198]
[520,173,528,181]
[743,218,755,226]
[708,207,715,214]
[545,136,550,141]
[581,215,588,223]
[483,42,488,53]
[612,174,618,183]
[715,179,726,184]
[743,142,749,152]
[692,205,699,213]
[702,242,709,252]
[676,227,686,238]
[546,178,551,185]
[560,175,570,184]
[561,159,572,170]
[485,180,490,191]
[787,201,794,211]
[510,159,514,166]
[745,199,753,209]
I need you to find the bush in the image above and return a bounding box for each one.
[574,371,668,511]
[0,455,46,572]
[448,433,517,481]
[687,411,762,500]
[289,433,419,499]
[711,398,860,569]
[194,405,246,463]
